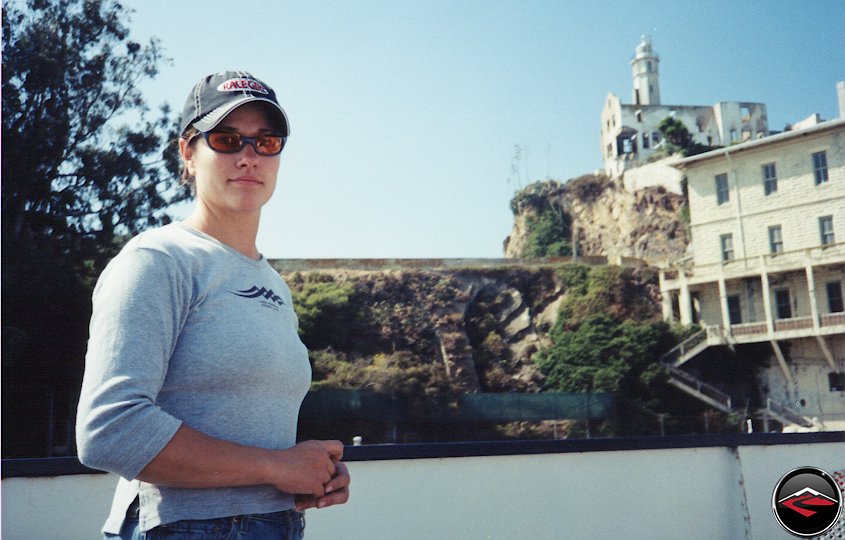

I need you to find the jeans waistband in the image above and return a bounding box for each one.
[125,497,301,524]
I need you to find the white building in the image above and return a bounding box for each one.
[601,36,769,179]
[659,117,845,431]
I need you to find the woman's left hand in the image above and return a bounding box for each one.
[294,461,351,511]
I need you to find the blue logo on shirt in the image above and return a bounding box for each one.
[231,286,285,307]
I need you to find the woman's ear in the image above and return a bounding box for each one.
[179,137,197,177]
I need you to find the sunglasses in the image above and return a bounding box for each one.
[195,131,286,156]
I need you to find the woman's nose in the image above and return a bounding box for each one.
[237,142,261,164]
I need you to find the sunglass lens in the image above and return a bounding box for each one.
[255,135,284,155]
[207,132,242,153]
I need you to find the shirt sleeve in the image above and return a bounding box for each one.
[75,246,188,479]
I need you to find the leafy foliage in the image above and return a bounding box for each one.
[555,265,658,325]
[509,181,548,214]
[287,274,357,349]
[2,0,188,275]
[523,209,572,258]
[657,116,694,151]
[311,350,455,411]
[510,183,572,258]
[535,266,683,436]
[1,0,184,457]
[536,314,665,393]
[657,116,720,157]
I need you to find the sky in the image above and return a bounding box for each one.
[117,0,845,259]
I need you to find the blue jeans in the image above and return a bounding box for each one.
[105,510,306,540]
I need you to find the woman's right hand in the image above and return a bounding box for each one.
[270,440,344,496]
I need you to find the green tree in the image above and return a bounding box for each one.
[288,275,357,349]
[657,116,720,157]
[523,209,571,258]
[657,116,694,151]
[2,0,185,457]
[534,313,668,435]
[535,314,661,393]
[3,0,187,275]
[535,265,679,436]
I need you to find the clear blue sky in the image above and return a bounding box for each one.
[121,0,845,259]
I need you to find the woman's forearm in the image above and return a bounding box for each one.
[137,424,343,497]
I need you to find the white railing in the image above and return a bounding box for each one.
[773,316,814,332]
[661,325,723,366]
[763,398,814,428]
[821,312,845,327]
[664,365,733,412]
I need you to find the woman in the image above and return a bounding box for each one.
[76,71,350,539]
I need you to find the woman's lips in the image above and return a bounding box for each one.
[229,176,262,185]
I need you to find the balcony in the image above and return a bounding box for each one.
[665,316,844,356]
[2,433,843,540]
[822,312,845,327]
[662,241,845,287]
[728,315,845,344]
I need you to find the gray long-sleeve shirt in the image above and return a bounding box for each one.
[76,222,311,533]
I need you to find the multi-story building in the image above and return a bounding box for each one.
[601,36,769,179]
[659,117,845,431]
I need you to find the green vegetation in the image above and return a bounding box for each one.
[288,264,739,442]
[510,182,572,258]
[523,210,571,257]
[287,273,357,350]
[657,117,721,157]
[534,265,736,436]
[2,0,184,457]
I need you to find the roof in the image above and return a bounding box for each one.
[672,117,845,169]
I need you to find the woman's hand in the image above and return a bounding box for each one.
[270,440,344,497]
[294,461,351,511]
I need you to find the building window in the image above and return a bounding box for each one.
[642,133,650,149]
[827,282,844,313]
[774,288,792,319]
[768,225,784,254]
[727,295,742,325]
[819,215,835,246]
[720,234,734,262]
[716,174,729,205]
[829,372,845,392]
[763,163,778,195]
[813,151,829,185]
[652,132,661,145]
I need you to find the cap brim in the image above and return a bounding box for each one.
[192,96,290,136]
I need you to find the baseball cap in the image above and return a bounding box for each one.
[180,71,290,137]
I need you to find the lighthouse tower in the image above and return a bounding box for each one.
[630,35,660,106]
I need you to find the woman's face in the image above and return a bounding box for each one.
[179,102,281,218]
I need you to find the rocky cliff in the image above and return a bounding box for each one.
[504,174,689,264]
[278,264,570,396]
[279,259,666,442]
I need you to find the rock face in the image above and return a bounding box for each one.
[280,265,572,394]
[504,174,689,264]
[280,172,682,398]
